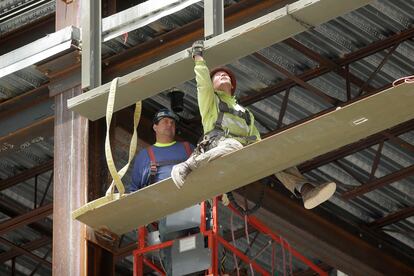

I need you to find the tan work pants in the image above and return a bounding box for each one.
[275,166,312,196]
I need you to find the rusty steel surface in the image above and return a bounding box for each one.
[53,86,87,276]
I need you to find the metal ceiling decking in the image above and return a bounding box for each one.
[0,0,413,274]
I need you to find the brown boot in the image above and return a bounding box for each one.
[301,182,336,209]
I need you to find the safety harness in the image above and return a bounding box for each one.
[207,95,257,145]
[146,142,192,185]
[215,98,251,127]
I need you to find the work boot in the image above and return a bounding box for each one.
[301,182,336,209]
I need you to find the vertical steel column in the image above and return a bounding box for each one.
[81,0,102,90]
[204,0,224,39]
[81,1,115,273]
[53,1,86,276]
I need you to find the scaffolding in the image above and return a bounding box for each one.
[133,197,328,276]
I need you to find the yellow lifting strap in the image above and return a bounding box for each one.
[104,77,142,198]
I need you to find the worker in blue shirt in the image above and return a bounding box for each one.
[129,108,194,275]
[129,108,193,192]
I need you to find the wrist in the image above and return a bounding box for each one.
[194,55,204,62]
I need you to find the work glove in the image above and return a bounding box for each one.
[191,40,204,59]
[221,193,230,206]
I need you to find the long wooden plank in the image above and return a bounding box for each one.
[73,83,413,235]
[67,0,372,121]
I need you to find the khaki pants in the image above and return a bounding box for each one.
[173,135,312,198]
[275,166,312,196]
[197,138,310,196]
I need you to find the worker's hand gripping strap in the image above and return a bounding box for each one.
[105,77,142,196]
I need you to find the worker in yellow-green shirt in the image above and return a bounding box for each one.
[171,40,336,210]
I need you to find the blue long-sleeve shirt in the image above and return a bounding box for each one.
[129,141,194,192]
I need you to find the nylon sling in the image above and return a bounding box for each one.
[105,77,142,197]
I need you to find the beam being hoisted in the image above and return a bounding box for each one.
[68,0,373,121]
[102,0,202,42]
[73,82,414,235]
[0,26,80,78]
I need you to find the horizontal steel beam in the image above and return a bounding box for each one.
[0,159,53,191]
[0,236,50,263]
[0,203,53,235]
[102,0,202,42]
[236,183,414,276]
[73,82,414,234]
[240,25,414,107]
[342,164,414,199]
[101,0,295,79]
[0,194,52,237]
[0,236,51,268]
[0,26,80,78]
[300,119,414,172]
[367,206,414,229]
[68,0,372,121]
[0,116,54,159]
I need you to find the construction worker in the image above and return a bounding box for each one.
[129,108,194,275]
[171,40,336,210]
[129,108,193,191]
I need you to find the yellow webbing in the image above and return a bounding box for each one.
[104,77,141,197]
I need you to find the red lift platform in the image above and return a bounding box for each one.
[133,197,328,276]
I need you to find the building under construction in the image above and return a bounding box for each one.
[0,0,414,275]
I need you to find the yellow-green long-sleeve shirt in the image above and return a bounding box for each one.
[194,60,261,145]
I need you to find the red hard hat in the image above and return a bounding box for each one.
[210,67,237,95]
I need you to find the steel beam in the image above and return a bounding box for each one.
[73,82,414,235]
[81,0,102,90]
[0,14,55,56]
[235,183,414,276]
[283,38,376,93]
[0,203,53,235]
[101,0,295,79]
[0,82,49,120]
[204,0,224,39]
[342,164,414,199]
[68,0,372,121]
[53,85,88,276]
[52,1,86,274]
[240,26,414,107]
[0,237,52,268]
[300,119,414,172]
[0,82,53,144]
[102,0,202,42]
[252,52,339,105]
[0,116,54,159]
[0,26,80,78]
[0,195,52,237]
[367,206,414,229]
[0,159,53,191]
[0,236,50,263]
[87,241,115,276]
